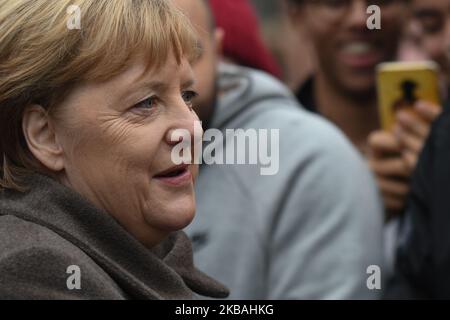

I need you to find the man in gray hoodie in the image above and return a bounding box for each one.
[177,0,384,299]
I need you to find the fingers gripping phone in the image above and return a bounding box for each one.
[377,61,441,131]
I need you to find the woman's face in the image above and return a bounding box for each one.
[54,54,200,247]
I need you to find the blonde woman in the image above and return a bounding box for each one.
[0,0,228,299]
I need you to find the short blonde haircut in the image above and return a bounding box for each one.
[0,0,198,190]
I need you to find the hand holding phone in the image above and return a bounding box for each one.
[370,61,443,216]
[377,61,441,131]
[394,100,441,170]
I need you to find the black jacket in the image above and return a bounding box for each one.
[0,174,229,299]
[387,105,450,299]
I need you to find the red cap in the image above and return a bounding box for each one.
[208,0,282,78]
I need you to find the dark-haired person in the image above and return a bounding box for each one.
[399,0,450,90]
[386,0,450,299]
[177,0,384,299]
[0,0,228,299]
[386,104,450,299]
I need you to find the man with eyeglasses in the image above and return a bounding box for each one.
[287,0,408,154]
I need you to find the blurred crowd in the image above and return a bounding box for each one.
[183,0,450,299]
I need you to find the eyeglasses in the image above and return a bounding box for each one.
[307,0,402,22]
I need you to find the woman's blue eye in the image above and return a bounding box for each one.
[182,90,198,105]
[134,96,157,110]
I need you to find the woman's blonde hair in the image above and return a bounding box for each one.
[0,0,198,191]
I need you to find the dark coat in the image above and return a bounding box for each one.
[386,104,450,299]
[0,174,229,300]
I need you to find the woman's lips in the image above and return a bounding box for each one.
[154,165,193,187]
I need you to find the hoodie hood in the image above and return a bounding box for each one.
[211,63,296,130]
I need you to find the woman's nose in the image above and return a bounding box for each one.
[165,99,203,146]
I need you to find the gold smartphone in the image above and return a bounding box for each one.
[376,61,441,131]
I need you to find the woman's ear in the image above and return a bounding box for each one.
[22,105,64,172]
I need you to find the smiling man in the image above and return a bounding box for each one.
[289,0,407,152]
[286,0,446,280]
[288,0,443,216]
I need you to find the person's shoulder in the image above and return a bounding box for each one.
[245,66,293,97]
[0,214,73,251]
[0,214,93,272]
[222,65,356,148]
[219,63,293,100]
[216,64,368,176]
[433,104,450,145]
[250,98,361,162]
[0,214,124,299]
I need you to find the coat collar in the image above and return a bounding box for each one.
[0,174,228,299]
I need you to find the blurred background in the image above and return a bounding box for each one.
[250,0,314,90]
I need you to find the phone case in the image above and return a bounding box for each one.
[377,61,441,131]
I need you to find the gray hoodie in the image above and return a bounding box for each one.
[185,63,384,299]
